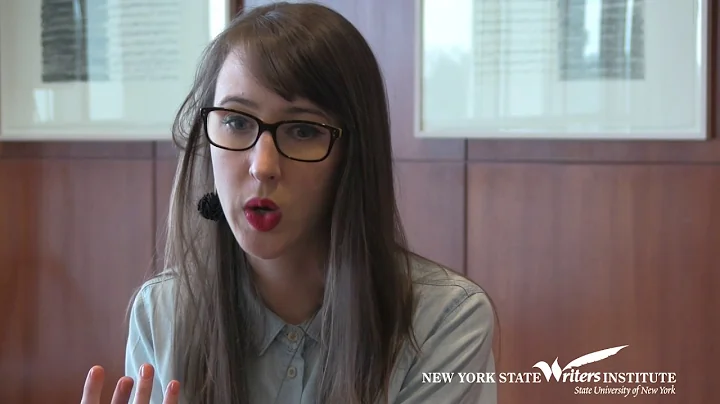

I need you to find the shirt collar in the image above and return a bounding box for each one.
[255,302,322,356]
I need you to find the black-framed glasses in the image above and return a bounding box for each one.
[200,107,343,162]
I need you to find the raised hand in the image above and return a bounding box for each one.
[80,363,180,404]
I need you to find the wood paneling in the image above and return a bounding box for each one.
[154,153,179,271]
[467,139,720,164]
[0,158,155,404]
[466,163,719,403]
[395,162,465,272]
[0,142,153,159]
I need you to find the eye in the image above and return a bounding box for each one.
[287,124,322,140]
[222,114,253,131]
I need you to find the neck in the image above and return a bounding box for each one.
[248,246,325,325]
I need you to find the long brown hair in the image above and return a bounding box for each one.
[161,2,418,403]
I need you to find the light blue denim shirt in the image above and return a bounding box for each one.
[125,256,497,403]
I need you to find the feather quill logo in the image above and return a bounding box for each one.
[532,345,628,382]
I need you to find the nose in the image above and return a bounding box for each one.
[249,132,281,182]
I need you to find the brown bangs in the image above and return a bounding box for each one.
[225,10,346,121]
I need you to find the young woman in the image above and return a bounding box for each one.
[80,2,496,403]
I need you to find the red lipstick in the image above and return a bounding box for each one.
[243,198,282,232]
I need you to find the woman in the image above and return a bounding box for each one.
[80,2,496,403]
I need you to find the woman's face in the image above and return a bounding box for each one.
[209,50,342,261]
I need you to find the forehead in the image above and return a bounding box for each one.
[214,50,269,103]
[213,49,333,124]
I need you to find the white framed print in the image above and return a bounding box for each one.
[0,0,230,141]
[415,0,710,140]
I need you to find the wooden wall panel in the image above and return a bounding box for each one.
[467,139,720,163]
[0,157,155,404]
[395,162,465,272]
[466,163,719,404]
[153,146,180,272]
[0,142,153,159]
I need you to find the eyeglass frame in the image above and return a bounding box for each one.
[200,107,344,163]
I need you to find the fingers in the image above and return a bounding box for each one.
[110,376,134,404]
[132,364,155,404]
[81,366,105,404]
[163,380,181,404]
[80,363,178,404]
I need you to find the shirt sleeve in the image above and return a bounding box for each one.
[125,286,166,404]
[395,292,497,404]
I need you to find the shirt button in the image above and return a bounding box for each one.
[287,331,298,342]
[287,366,297,379]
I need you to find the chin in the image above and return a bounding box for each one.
[241,243,288,260]
[235,229,291,260]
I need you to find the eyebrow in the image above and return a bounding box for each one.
[218,95,330,121]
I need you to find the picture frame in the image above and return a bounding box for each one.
[0,0,230,141]
[414,0,710,140]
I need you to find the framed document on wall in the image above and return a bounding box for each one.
[0,0,230,141]
[415,0,710,140]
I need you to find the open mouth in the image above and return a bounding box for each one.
[244,197,280,213]
[244,198,282,232]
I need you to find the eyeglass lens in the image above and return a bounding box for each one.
[207,109,333,161]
